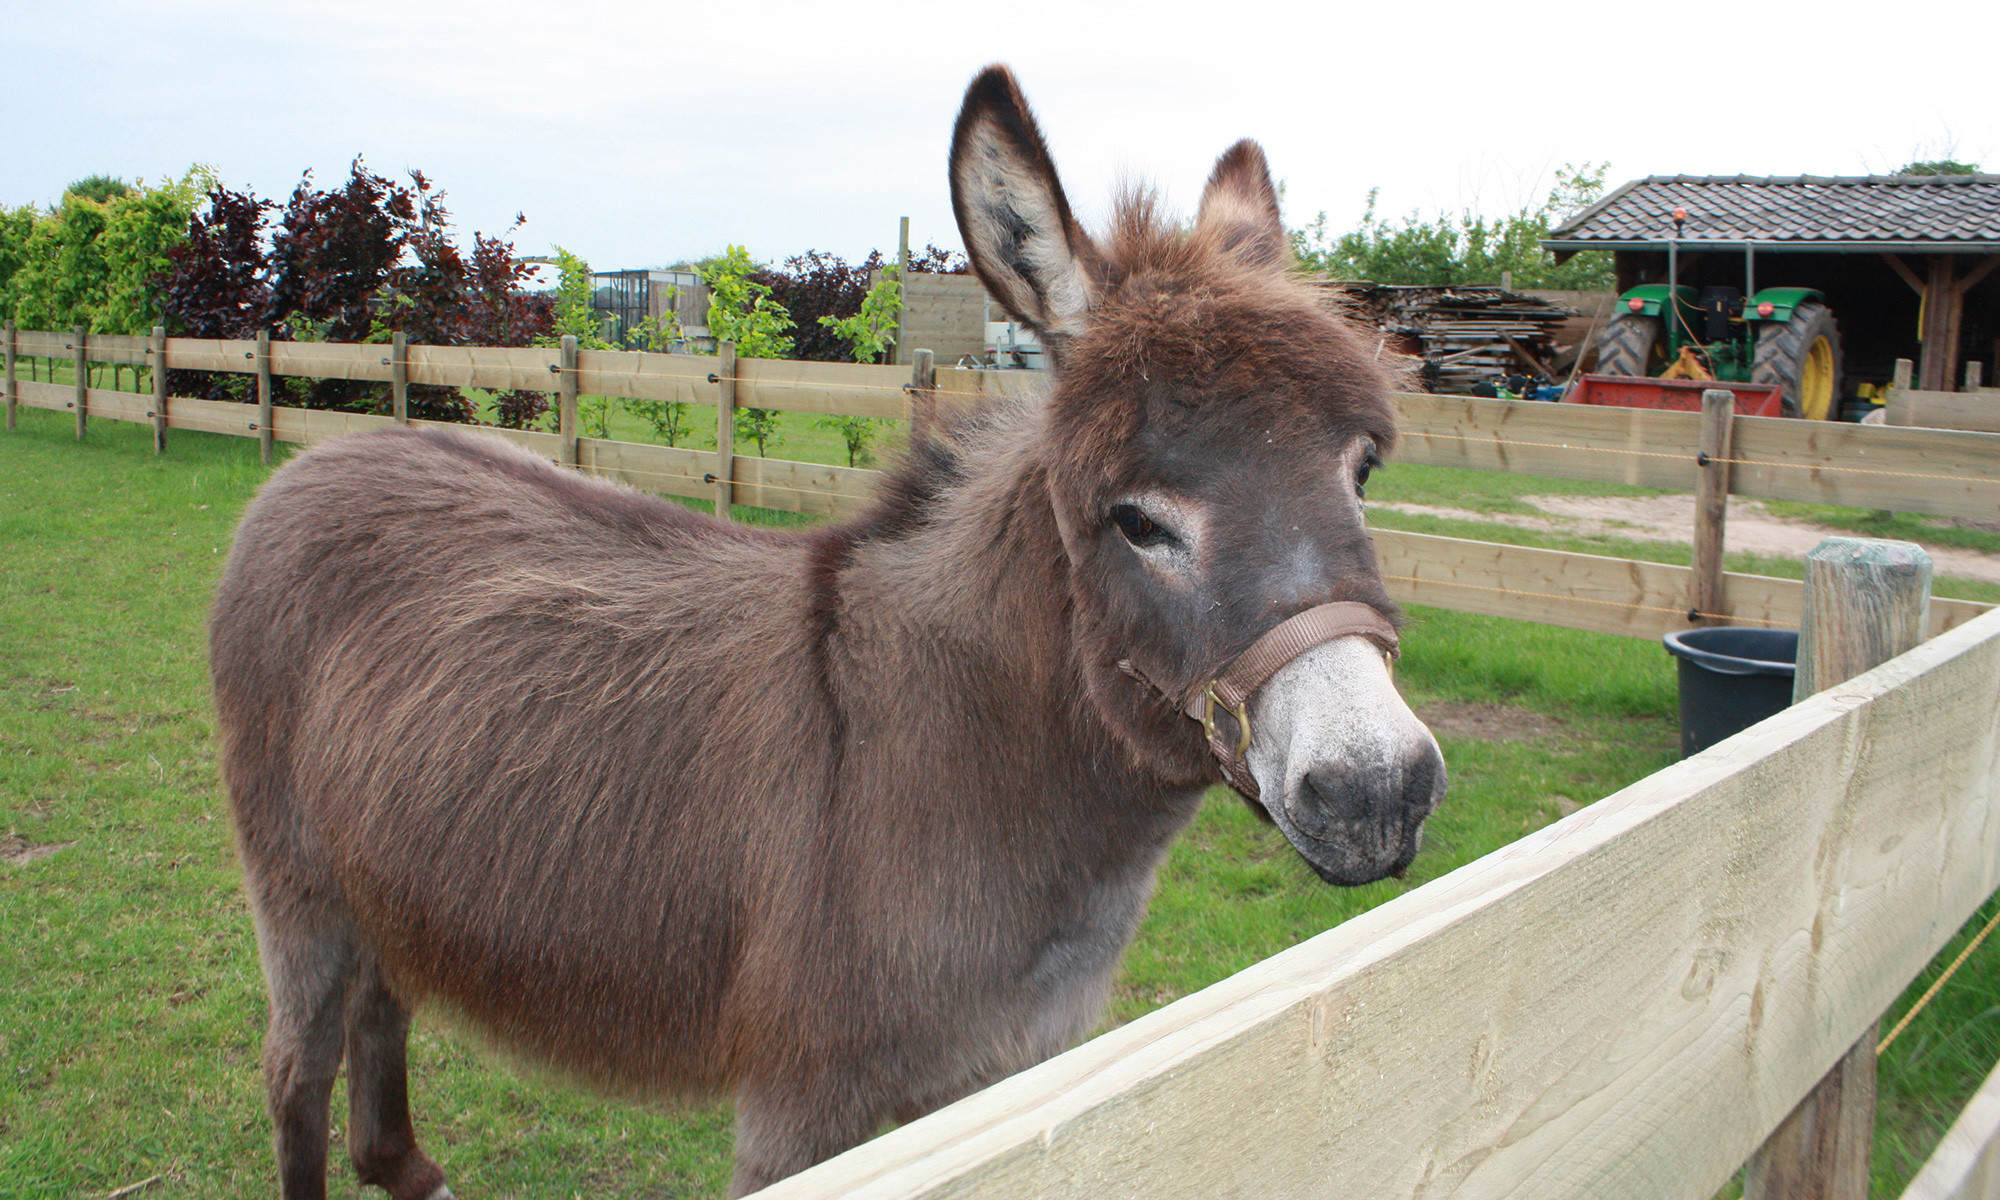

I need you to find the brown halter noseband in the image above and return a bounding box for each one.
[1120,600,1400,800]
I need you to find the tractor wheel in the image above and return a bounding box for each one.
[1753,301,1842,420]
[1593,313,1666,378]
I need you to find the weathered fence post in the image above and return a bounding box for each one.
[149,326,167,454]
[1744,536,1933,1200]
[713,340,736,520]
[908,347,936,446]
[391,330,409,424]
[893,216,911,367]
[72,325,88,440]
[557,334,578,466]
[1965,359,1984,392]
[3,319,16,432]
[255,329,274,465]
[1691,387,1735,623]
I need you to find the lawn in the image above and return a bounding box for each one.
[1,400,1994,1198]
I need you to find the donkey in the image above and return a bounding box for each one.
[210,65,1446,1199]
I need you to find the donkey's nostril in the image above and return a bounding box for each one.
[1293,764,1370,836]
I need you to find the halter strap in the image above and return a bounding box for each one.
[1120,600,1399,800]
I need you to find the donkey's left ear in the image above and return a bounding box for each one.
[1196,140,1290,272]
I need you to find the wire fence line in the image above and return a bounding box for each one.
[5,325,1994,641]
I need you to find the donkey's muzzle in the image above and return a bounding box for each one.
[1282,740,1445,886]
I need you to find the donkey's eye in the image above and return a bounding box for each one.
[1110,504,1171,548]
[1356,452,1381,499]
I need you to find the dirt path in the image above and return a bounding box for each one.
[1372,495,2000,586]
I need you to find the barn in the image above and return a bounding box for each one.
[1544,174,2000,412]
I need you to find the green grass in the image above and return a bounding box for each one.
[2,403,1994,1198]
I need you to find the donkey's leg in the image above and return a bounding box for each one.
[344,951,452,1200]
[251,896,357,1200]
[730,1078,885,1197]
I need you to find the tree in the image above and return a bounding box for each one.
[1290,163,1616,291]
[1896,160,1980,176]
[64,175,133,204]
[702,246,794,456]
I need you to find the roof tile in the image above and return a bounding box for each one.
[1545,175,2000,247]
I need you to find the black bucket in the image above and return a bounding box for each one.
[1661,627,1799,758]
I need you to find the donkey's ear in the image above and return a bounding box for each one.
[949,65,1100,341]
[1196,140,1290,272]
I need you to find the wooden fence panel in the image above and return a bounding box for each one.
[404,345,560,391]
[575,349,718,402]
[79,333,152,365]
[13,330,72,359]
[731,454,880,519]
[733,358,912,419]
[1887,387,2000,435]
[756,610,2000,1200]
[268,341,394,382]
[268,406,394,444]
[576,438,709,501]
[165,337,260,373]
[1392,393,1700,489]
[14,379,70,412]
[1728,419,2000,521]
[80,386,151,424]
[1901,1057,2000,1199]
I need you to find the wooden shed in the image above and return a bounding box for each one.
[1544,175,2000,393]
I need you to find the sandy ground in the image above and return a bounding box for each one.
[1373,495,2000,586]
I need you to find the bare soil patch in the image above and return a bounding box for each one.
[1418,701,1567,743]
[2,832,77,865]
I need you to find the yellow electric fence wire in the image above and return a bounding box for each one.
[1877,901,2000,1056]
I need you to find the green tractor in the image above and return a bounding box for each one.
[1594,283,1842,419]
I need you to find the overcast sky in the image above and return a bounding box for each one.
[11,0,1994,276]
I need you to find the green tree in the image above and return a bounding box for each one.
[622,309,700,447]
[818,268,901,364]
[64,175,133,203]
[701,245,795,455]
[1291,163,1616,291]
[543,246,613,436]
[95,167,214,335]
[1896,160,1980,176]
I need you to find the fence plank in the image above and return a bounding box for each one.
[165,337,259,374]
[1900,1056,2000,1200]
[1392,393,1699,489]
[1727,418,2000,521]
[755,609,2000,1200]
[575,348,718,402]
[13,330,71,359]
[731,454,878,519]
[404,344,560,391]
[268,340,395,382]
[577,438,709,501]
[733,356,911,419]
[1887,386,2000,434]
[75,332,151,365]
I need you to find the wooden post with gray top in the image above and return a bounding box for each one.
[1743,535,1933,1200]
[713,340,736,520]
[72,325,87,440]
[908,348,936,446]
[255,329,274,465]
[1690,388,1736,623]
[557,334,578,465]
[391,330,409,424]
[150,326,167,453]
[3,319,15,432]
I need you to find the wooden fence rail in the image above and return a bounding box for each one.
[1,327,1992,638]
[753,605,2000,1199]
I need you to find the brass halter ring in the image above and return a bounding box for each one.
[1199,683,1252,759]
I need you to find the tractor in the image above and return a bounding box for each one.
[1590,209,1843,419]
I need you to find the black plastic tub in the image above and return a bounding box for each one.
[1661,627,1799,758]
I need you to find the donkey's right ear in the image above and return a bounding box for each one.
[949,65,1100,342]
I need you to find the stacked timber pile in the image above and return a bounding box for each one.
[1330,285,1576,394]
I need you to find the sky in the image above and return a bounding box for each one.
[9,0,1996,277]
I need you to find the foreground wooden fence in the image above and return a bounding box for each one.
[2,323,1993,643]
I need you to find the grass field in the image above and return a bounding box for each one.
[2,399,1995,1198]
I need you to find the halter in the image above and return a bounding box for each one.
[1119,601,1400,800]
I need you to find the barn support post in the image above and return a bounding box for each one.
[149,326,167,454]
[1690,388,1735,623]
[557,334,578,466]
[3,319,16,432]
[1966,360,1985,392]
[255,329,274,465]
[72,325,88,440]
[713,340,736,520]
[908,348,936,446]
[1743,536,1933,1200]
[391,330,409,424]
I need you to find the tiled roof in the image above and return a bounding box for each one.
[1542,175,2000,251]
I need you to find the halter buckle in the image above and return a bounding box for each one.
[1200,683,1252,760]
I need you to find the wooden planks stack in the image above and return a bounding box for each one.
[1334,285,1575,393]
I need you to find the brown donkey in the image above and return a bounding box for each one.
[210,65,1445,1198]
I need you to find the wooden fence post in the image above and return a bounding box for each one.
[150,326,167,454]
[1965,359,1984,392]
[391,330,409,424]
[72,325,88,440]
[255,329,274,465]
[1744,536,1933,1200]
[713,340,736,520]
[3,319,15,432]
[1691,388,1735,624]
[908,348,936,446]
[557,334,578,466]
[893,217,910,367]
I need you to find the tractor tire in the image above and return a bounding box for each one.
[1594,313,1665,378]
[1753,301,1842,420]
